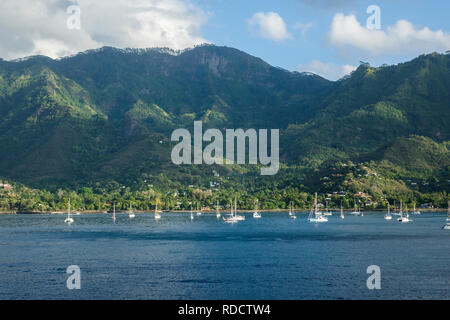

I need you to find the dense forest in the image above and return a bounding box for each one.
[0,46,448,212]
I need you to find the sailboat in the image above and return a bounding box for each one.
[384,203,392,220]
[350,200,360,215]
[340,201,344,219]
[234,197,245,221]
[253,199,261,218]
[289,201,296,219]
[154,203,161,220]
[196,204,202,216]
[398,201,411,223]
[223,199,245,223]
[64,198,74,224]
[112,202,116,222]
[216,201,221,219]
[190,204,194,221]
[223,200,238,223]
[309,193,328,223]
[128,203,135,219]
[323,200,332,216]
[412,203,421,215]
[443,201,450,230]
[392,200,400,216]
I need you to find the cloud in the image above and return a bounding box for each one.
[298,60,356,80]
[293,22,313,39]
[247,12,293,42]
[328,13,450,56]
[0,0,209,60]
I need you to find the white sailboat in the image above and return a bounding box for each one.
[190,205,194,221]
[216,201,221,219]
[392,200,401,216]
[384,203,392,220]
[443,201,450,230]
[323,201,332,216]
[350,200,360,215]
[112,202,116,222]
[223,199,245,223]
[340,201,344,219]
[398,201,411,223]
[223,200,238,223]
[253,199,261,218]
[154,203,161,220]
[412,203,421,215]
[234,197,245,221]
[196,204,202,216]
[64,198,74,224]
[309,193,328,223]
[289,201,296,219]
[128,203,135,219]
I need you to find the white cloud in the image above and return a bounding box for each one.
[0,0,209,60]
[298,60,356,80]
[247,12,293,42]
[328,13,450,55]
[293,22,313,39]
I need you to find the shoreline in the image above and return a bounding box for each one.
[1,208,447,215]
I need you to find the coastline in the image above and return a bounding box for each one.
[1,208,446,215]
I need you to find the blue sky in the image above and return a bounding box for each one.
[1,0,449,80]
[195,0,450,79]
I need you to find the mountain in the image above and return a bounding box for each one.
[0,45,331,186]
[282,53,450,166]
[0,46,449,198]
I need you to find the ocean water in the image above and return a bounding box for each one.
[0,211,448,300]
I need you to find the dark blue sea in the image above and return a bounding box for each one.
[0,211,449,299]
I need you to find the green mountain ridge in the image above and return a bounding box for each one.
[0,46,448,208]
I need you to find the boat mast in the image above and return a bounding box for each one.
[314,193,318,217]
[448,200,450,217]
[400,201,403,218]
[230,199,233,217]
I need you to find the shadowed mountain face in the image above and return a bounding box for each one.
[0,45,448,187]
